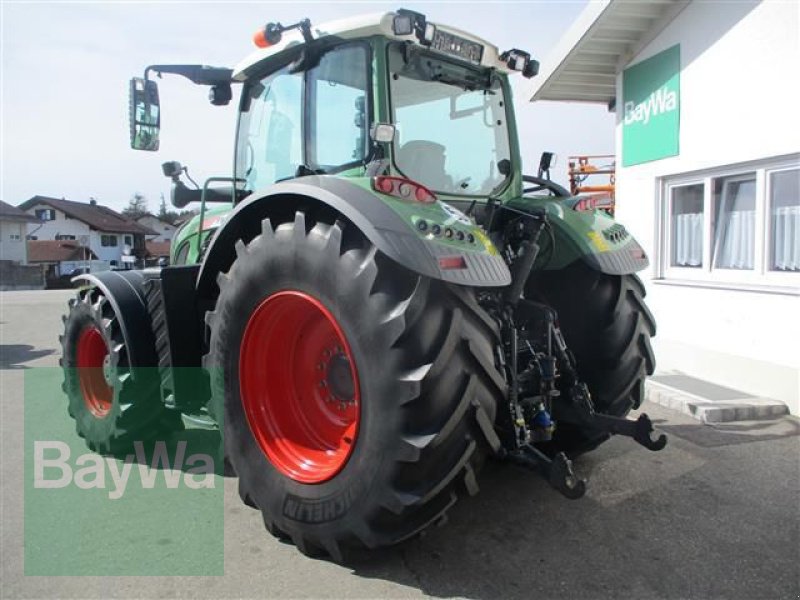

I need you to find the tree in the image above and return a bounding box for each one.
[123,193,148,220]
[158,193,168,219]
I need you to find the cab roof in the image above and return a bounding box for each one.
[233,11,510,80]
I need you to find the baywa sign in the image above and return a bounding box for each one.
[622,45,680,167]
[624,85,678,126]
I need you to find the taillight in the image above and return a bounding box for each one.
[372,176,436,204]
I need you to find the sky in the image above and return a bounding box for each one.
[0,0,614,213]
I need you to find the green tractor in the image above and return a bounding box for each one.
[61,9,665,560]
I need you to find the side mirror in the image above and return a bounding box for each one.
[538,151,557,178]
[129,77,160,151]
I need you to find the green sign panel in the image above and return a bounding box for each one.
[622,44,680,166]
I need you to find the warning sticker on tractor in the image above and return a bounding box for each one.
[473,229,499,256]
[587,231,610,252]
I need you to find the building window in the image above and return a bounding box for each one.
[9,233,21,241]
[670,183,703,268]
[35,208,55,221]
[101,234,118,247]
[55,234,76,241]
[712,174,756,270]
[123,235,133,247]
[770,168,800,272]
[660,157,799,289]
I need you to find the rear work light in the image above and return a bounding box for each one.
[372,176,436,204]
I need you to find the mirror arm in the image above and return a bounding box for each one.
[171,181,247,209]
[144,65,235,86]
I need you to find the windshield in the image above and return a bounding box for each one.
[387,43,511,197]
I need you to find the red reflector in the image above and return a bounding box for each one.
[372,176,436,203]
[438,256,467,270]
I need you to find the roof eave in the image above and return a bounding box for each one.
[528,0,688,106]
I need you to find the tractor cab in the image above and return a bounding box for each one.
[130,10,538,202]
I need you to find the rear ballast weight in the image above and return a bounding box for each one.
[61,7,665,562]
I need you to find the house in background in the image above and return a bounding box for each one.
[0,200,38,264]
[27,240,104,283]
[0,200,43,290]
[18,196,156,269]
[529,0,799,413]
[136,213,177,243]
[145,240,171,265]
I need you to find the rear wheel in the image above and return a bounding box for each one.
[205,212,505,560]
[60,288,183,454]
[527,260,656,456]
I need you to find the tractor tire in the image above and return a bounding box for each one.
[526,260,656,456]
[205,212,505,561]
[60,287,183,454]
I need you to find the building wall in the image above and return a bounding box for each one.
[137,215,176,242]
[614,0,800,412]
[0,220,28,263]
[23,204,131,266]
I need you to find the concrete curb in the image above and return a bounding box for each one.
[645,380,789,424]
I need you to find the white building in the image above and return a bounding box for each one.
[19,196,156,268]
[0,200,37,264]
[530,0,799,414]
[136,214,177,243]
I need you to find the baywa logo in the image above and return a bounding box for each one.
[623,85,678,126]
[34,440,215,499]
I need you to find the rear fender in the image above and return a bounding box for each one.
[196,176,511,299]
[507,197,650,275]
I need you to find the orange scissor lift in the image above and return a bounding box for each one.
[568,155,616,216]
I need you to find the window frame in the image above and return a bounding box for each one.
[664,178,705,271]
[304,41,372,172]
[711,171,759,272]
[234,40,373,193]
[385,41,514,199]
[766,165,800,276]
[657,155,799,292]
[101,234,118,248]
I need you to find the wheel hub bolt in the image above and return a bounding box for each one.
[102,355,113,386]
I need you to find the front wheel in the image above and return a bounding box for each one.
[60,288,183,454]
[205,212,505,560]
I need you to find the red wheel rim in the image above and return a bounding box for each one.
[239,291,360,484]
[76,325,113,418]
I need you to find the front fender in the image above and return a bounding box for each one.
[196,176,511,298]
[73,269,160,368]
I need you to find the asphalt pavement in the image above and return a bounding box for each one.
[1,289,798,599]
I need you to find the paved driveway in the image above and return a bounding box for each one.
[2,290,798,599]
